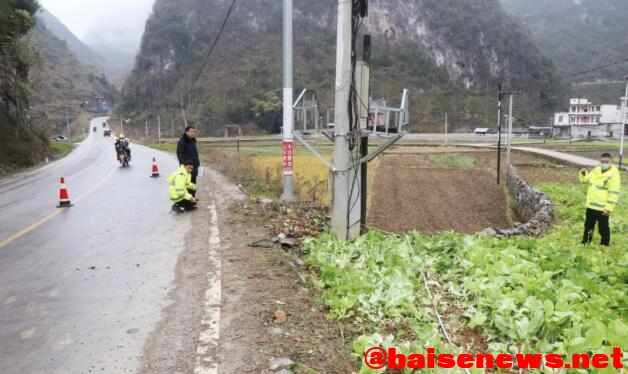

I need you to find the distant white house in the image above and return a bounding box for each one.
[553,97,627,139]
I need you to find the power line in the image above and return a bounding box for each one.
[558,57,628,81]
[188,0,239,93]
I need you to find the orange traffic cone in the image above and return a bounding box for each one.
[56,177,73,208]
[150,157,160,178]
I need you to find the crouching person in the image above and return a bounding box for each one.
[169,161,198,213]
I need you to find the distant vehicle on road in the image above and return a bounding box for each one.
[102,122,107,128]
[54,135,69,143]
[103,129,112,137]
[93,126,97,132]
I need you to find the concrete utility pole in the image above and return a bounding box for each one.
[496,85,503,185]
[64,104,71,143]
[506,94,514,167]
[331,0,360,240]
[145,120,149,138]
[569,121,573,146]
[158,115,162,143]
[620,76,628,169]
[120,116,124,134]
[280,0,296,202]
[444,112,448,145]
[497,87,521,182]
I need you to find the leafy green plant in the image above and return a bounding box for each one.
[306,181,627,373]
[428,153,477,169]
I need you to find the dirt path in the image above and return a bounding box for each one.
[139,167,354,373]
[217,202,355,373]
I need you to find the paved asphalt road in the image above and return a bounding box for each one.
[0,117,189,374]
[512,146,599,166]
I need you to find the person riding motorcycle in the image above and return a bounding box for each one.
[115,134,131,162]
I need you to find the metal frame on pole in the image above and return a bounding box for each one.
[280,0,296,202]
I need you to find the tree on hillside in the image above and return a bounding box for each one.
[251,92,282,133]
[0,0,40,133]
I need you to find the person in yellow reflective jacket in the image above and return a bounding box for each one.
[579,153,621,246]
[169,161,198,214]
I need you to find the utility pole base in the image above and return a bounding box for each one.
[279,175,297,203]
[331,160,362,241]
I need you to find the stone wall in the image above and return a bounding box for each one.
[482,166,554,237]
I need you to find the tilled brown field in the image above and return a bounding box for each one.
[367,149,527,234]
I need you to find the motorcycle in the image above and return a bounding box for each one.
[117,151,130,167]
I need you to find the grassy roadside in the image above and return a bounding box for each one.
[49,112,92,158]
[147,143,176,153]
[48,141,72,158]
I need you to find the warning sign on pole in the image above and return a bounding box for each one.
[282,140,294,175]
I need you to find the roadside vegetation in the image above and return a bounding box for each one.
[200,148,330,203]
[48,141,72,158]
[147,143,176,153]
[0,0,46,173]
[428,153,477,169]
[46,111,90,159]
[0,1,117,175]
[305,166,627,373]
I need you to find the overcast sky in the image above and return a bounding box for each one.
[39,0,155,52]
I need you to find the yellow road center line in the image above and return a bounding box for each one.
[0,166,117,249]
[74,166,117,203]
[0,211,62,249]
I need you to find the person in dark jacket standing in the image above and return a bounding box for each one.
[177,126,200,196]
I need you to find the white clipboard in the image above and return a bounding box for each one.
[197,166,205,177]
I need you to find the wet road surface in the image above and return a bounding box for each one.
[0,117,190,374]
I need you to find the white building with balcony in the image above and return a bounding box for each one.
[553,97,627,139]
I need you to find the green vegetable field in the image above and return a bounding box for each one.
[305,182,627,373]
